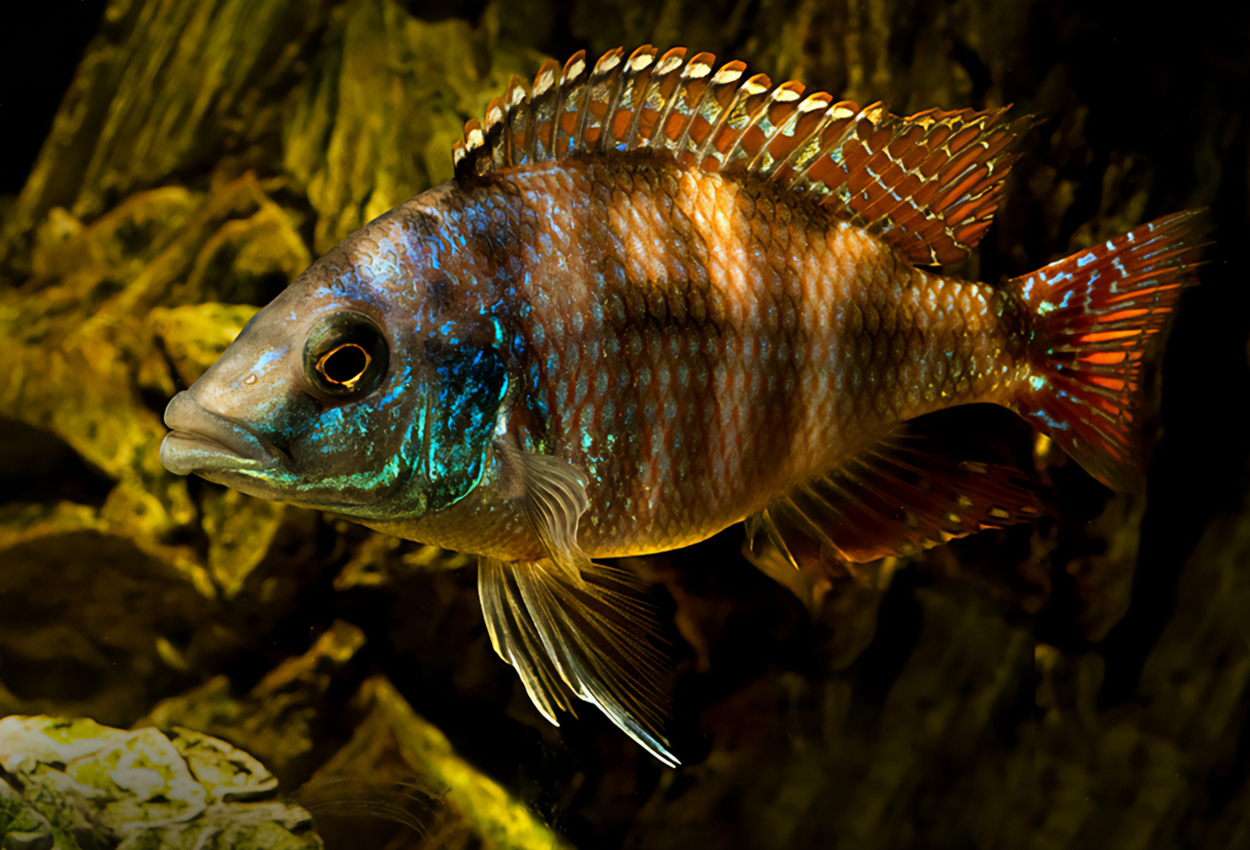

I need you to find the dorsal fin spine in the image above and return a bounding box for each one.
[670,50,720,153]
[499,78,524,167]
[553,51,590,158]
[460,119,484,176]
[455,47,1032,265]
[570,48,620,152]
[482,96,506,172]
[670,53,718,153]
[689,61,745,165]
[529,58,560,162]
[744,81,805,172]
[805,103,877,203]
[748,83,803,173]
[616,46,658,150]
[510,77,530,162]
[783,101,857,192]
[697,71,765,165]
[646,48,692,149]
[589,48,628,151]
[717,74,774,166]
[763,91,834,183]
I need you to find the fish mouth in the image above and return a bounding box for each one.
[160,392,285,476]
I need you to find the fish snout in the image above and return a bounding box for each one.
[160,392,283,476]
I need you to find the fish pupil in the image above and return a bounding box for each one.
[320,344,370,387]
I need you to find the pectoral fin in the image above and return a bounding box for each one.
[482,442,677,765]
[494,438,593,584]
[748,418,1041,566]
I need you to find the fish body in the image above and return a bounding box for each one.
[160,46,1210,764]
[344,154,1027,563]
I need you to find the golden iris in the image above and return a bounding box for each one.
[316,343,371,389]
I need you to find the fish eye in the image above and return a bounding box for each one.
[304,311,389,399]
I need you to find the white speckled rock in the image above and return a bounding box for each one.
[0,716,321,849]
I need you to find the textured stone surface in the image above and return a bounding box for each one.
[0,715,320,849]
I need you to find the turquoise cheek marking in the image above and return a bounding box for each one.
[315,450,407,493]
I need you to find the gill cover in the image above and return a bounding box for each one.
[418,325,511,512]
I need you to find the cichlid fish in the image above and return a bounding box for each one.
[160,46,1210,765]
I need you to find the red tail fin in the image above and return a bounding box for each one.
[1010,210,1212,491]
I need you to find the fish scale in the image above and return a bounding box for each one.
[161,45,1211,765]
[397,153,1030,563]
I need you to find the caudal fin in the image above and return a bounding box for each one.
[1010,210,1212,492]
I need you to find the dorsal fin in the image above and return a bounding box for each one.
[454,46,1036,264]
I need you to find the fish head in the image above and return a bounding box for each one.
[160,209,512,522]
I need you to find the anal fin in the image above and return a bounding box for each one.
[748,418,1041,565]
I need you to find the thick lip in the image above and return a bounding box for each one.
[160,392,285,476]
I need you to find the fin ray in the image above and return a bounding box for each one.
[1011,209,1212,491]
[455,47,1034,263]
[479,556,678,766]
[488,440,677,763]
[478,557,571,724]
[552,51,592,159]
[747,420,1041,565]
[612,46,659,150]
[495,438,592,584]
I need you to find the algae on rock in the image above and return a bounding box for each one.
[1,0,339,268]
[283,0,541,252]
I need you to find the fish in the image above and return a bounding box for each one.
[159,45,1211,766]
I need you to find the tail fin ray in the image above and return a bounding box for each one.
[1011,210,1212,491]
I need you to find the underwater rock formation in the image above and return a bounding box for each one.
[0,715,320,849]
